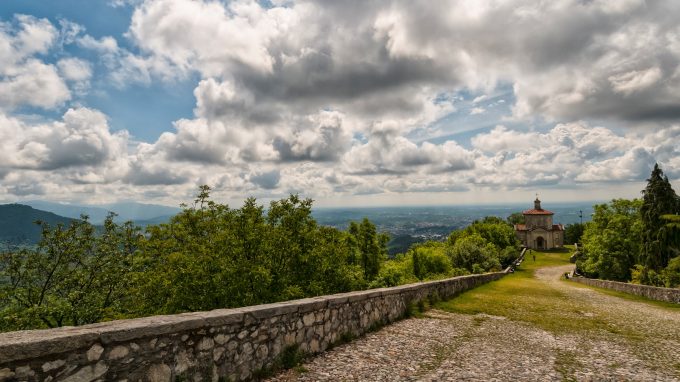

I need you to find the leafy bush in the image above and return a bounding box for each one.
[411,242,452,280]
[447,233,501,273]
[577,199,642,281]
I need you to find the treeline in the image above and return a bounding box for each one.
[575,164,680,288]
[371,216,520,287]
[0,186,520,332]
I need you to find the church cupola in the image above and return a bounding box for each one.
[534,197,542,210]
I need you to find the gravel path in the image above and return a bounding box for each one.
[268,265,680,381]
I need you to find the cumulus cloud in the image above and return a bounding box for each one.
[129,0,277,76]
[125,0,680,125]
[0,15,71,110]
[344,127,475,175]
[273,110,351,162]
[0,108,128,176]
[468,122,680,188]
[5,0,680,203]
[250,170,281,190]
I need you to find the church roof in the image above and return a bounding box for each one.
[523,208,554,215]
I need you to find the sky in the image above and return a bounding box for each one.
[1,0,679,207]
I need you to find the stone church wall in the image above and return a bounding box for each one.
[0,272,507,382]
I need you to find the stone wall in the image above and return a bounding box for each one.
[0,272,507,382]
[570,277,680,304]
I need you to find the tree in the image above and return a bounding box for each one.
[447,233,501,273]
[578,199,642,281]
[640,164,680,270]
[564,223,585,245]
[0,214,141,331]
[446,218,519,268]
[348,218,388,281]
[412,248,422,280]
[507,212,525,225]
[661,214,680,258]
[133,187,373,316]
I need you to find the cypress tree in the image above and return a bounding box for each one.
[640,164,680,270]
[412,249,422,280]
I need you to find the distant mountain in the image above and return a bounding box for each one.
[133,214,175,227]
[99,202,181,222]
[23,200,111,223]
[22,200,181,224]
[0,204,75,245]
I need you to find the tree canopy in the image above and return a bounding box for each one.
[0,186,522,332]
[640,163,680,270]
[578,164,680,287]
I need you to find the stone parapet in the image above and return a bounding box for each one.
[0,272,506,381]
[570,277,680,304]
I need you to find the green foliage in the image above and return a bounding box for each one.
[447,234,502,273]
[577,199,642,281]
[133,189,367,315]
[575,166,680,286]
[445,218,519,273]
[564,223,585,245]
[411,243,453,280]
[640,163,680,270]
[0,186,516,333]
[369,254,417,288]
[662,256,680,288]
[369,241,467,288]
[506,212,525,225]
[348,218,389,281]
[578,166,680,287]
[0,214,141,331]
[280,344,305,368]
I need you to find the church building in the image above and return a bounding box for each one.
[514,197,564,250]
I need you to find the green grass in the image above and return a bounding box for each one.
[436,247,636,335]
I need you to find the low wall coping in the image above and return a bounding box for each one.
[571,276,680,304]
[0,271,505,363]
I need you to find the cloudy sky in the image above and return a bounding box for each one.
[1,0,679,207]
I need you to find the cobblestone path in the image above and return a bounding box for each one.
[268,261,680,381]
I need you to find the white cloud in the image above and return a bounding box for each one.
[0,15,71,110]
[343,128,475,175]
[0,108,128,175]
[128,0,278,76]
[472,95,487,103]
[57,58,92,82]
[77,35,119,53]
[5,0,680,203]
[0,60,70,109]
[274,110,351,162]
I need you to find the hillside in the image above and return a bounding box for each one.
[0,204,74,245]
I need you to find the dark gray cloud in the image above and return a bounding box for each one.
[250,170,281,190]
[8,182,46,196]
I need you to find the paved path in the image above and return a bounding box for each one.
[268,265,680,381]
